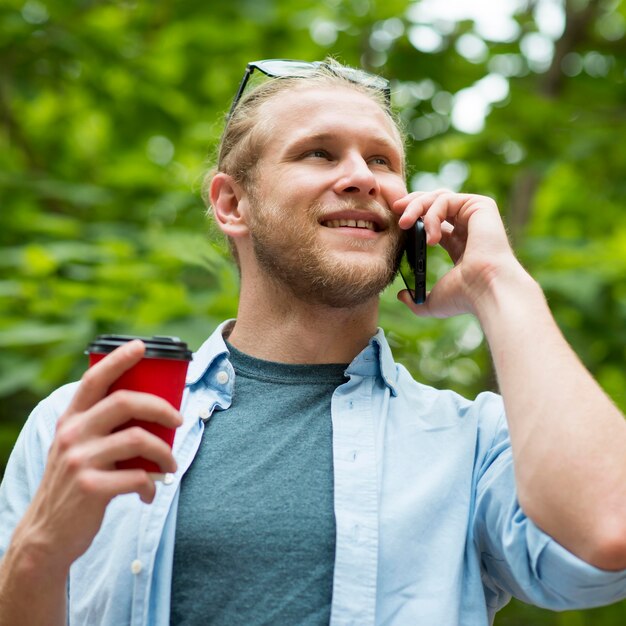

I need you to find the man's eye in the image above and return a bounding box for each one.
[307,149,330,159]
[370,156,390,166]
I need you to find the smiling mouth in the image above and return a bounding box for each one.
[321,219,380,232]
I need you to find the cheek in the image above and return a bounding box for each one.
[382,176,408,205]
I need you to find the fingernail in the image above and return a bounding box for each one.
[127,339,144,353]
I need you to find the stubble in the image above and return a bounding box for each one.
[248,196,406,309]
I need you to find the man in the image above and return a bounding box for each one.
[1,58,626,626]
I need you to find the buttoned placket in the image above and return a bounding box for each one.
[130,358,235,626]
[129,390,205,626]
[329,374,379,626]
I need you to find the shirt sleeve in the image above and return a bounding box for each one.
[473,409,626,612]
[0,383,77,559]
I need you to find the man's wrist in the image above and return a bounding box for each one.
[2,523,72,586]
[470,260,546,332]
[0,538,68,626]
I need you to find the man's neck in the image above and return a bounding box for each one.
[227,284,380,365]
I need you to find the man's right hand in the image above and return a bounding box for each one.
[0,339,182,625]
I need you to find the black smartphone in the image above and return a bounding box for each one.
[399,218,427,304]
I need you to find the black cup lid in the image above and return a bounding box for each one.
[86,335,193,361]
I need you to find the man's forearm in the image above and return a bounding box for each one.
[476,268,626,570]
[0,535,67,626]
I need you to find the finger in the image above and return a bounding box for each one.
[422,192,476,244]
[79,467,158,504]
[80,390,183,437]
[392,190,429,213]
[396,196,429,229]
[69,340,146,413]
[82,427,178,474]
[396,189,455,230]
[396,188,454,209]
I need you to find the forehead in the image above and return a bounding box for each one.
[258,85,403,157]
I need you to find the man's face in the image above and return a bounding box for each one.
[243,85,408,308]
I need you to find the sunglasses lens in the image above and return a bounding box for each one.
[255,60,319,77]
[340,67,388,90]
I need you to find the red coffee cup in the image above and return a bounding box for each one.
[86,335,192,478]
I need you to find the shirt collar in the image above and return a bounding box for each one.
[185,319,235,385]
[185,320,398,395]
[373,328,400,396]
[345,327,399,396]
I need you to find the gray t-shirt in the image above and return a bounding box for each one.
[170,342,348,625]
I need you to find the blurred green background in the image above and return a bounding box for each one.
[1,0,625,622]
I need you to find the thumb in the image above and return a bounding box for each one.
[397,289,432,317]
[399,269,470,319]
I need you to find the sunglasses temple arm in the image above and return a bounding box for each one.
[227,66,254,119]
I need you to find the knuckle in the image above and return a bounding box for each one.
[109,389,134,412]
[76,471,98,495]
[64,448,86,472]
[125,426,146,447]
[80,368,99,391]
[55,422,80,453]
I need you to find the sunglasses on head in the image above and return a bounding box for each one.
[227,59,392,119]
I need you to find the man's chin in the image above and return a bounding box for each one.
[292,262,397,309]
[249,217,402,308]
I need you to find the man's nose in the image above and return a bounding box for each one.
[333,155,380,198]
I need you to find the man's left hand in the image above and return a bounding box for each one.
[392,189,525,318]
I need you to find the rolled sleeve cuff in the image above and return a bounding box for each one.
[528,519,626,609]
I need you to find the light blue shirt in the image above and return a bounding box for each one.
[1,321,626,625]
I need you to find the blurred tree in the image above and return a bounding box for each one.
[1,0,625,622]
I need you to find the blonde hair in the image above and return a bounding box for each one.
[202,59,403,204]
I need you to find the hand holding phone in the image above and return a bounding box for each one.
[399,218,427,304]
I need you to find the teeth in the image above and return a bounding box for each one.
[323,219,376,231]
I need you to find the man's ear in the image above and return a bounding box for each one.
[209,172,250,238]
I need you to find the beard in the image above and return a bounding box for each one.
[246,194,406,309]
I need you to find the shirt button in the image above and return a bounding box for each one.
[163,473,174,485]
[199,408,211,421]
[216,370,229,385]
[130,559,143,575]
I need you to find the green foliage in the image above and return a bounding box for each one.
[1,1,625,622]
